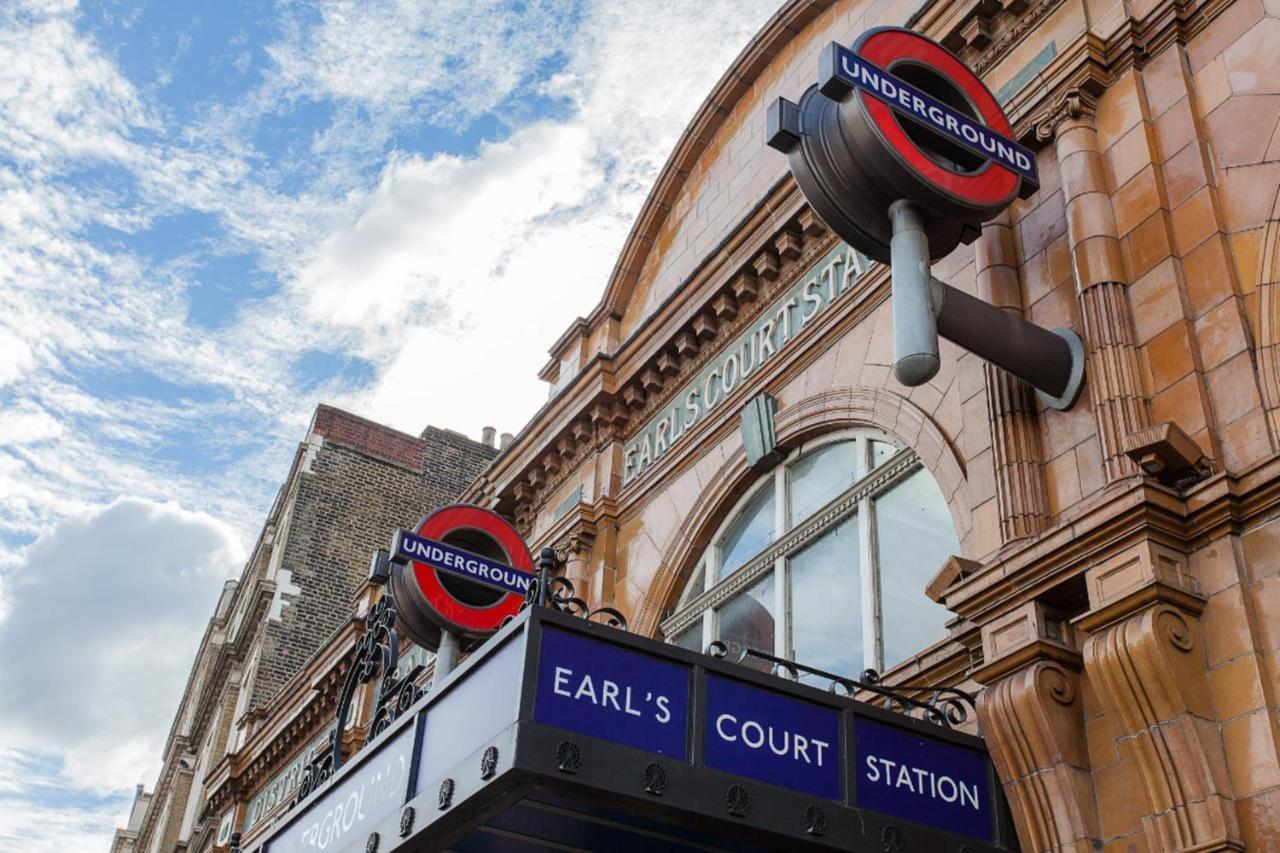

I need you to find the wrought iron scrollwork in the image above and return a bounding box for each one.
[706,642,976,728]
[297,749,334,802]
[858,667,975,728]
[513,548,629,631]
[297,579,406,802]
[370,663,425,740]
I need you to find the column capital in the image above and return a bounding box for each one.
[1034,90,1099,143]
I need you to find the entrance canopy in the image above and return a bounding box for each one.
[251,607,1018,852]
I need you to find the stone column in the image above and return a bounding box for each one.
[974,602,1100,851]
[977,212,1050,542]
[1037,94,1152,482]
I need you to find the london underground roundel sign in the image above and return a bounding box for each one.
[388,504,534,650]
[767,27,1040,263]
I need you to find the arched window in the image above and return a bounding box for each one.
[662,430,958,679]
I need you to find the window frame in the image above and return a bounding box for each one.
[660,427,941,674]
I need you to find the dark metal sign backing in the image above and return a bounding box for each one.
[251,607,1018,853]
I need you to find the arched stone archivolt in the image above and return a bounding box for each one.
[630,385,972,637]
[1254,184,1280,449]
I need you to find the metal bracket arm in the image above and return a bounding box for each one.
[890,201,1085,410]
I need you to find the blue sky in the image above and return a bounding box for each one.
[0,0,782,849]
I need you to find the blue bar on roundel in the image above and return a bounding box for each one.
[392,529,533,596]
[824,42,1039,185]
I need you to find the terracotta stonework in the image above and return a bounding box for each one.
[125,0,1280,850]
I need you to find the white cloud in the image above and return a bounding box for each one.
[264,0,572,119]
[299,1,782,437]
[0,497,244,793]
[0,2,786,847]
[0,405,62,445]
[0,749,128,853]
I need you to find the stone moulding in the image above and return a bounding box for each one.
[1254,185,1280,450]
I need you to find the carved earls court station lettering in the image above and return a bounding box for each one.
[623,243,870,485]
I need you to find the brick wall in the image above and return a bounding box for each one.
[251,408,496,708]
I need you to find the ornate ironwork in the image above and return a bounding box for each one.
[555,740,582,773]
[642,763,667,796]
[370,662,425,740]
[514,548,628,630]
[329,591,399,774]
[297,558,412,804]
[881,825,905,853]
[725,785,751,817]
[365,831,380,853]
[706,642,976,728]
[297,748,333,802]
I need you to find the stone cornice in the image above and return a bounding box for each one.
[945,452,1280,625]
[472,183,853,531]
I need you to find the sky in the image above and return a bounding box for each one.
[0,0,784,849]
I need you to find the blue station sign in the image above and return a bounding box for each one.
[254,608,1013,853]
[534,626,689,758]
[856,717,994,841]
[821,42,1038,185]
[704,674,841,800]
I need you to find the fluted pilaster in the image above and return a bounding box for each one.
[979,213,1050,541]
[1039,95,1152,482]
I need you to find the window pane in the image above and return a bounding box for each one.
[719,485,775,580]
[670,623,703,653]
[789,515,862,684]
[870,439,898,470]
[676,562,705,608]
[716,573,775,672]
[875,468,959,668]
[787,440,860,526]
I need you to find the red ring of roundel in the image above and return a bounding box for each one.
[858,29,1020,206]
[410,504,534,633]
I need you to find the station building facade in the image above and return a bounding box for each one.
[463,0,1280,849]
[120,0,1280,849]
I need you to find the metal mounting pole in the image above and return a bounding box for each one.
[889,200,941,386]
[435,630,459,681]
[537,547,556,606]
